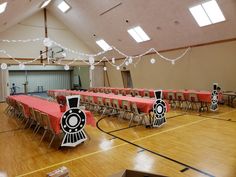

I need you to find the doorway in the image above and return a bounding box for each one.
[121,70,133,88]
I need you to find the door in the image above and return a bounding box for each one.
[121,70,133,88]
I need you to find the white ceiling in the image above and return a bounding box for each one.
[1,0,236,56]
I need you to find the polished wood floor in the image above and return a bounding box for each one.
[0,103,236,177]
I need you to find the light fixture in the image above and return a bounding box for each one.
[127,26,150,43]
[116,66,120,70]
[90,65,95,70]
[57,1,71,13]
[0,2,7,14]
[189,0,225,27]
[103,66,107,71]
[125,61,129,66]
[171,60,175,65]
[40,0,52,9]
[96,39,112,51]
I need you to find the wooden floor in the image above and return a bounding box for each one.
[0,103,236,177]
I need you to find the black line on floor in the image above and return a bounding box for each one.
[108,124,139,133]
[96,117,215,177]
[167,113,186,120]
[199,115,236,123]
[180,167,189,173]
[0,128,23,134]
[106,113,185,134]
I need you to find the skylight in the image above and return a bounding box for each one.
[189,0,225,27]
[0,2,7,14]
[57,1,71,13]
[40,0,52,9]
[96,39,112,51]
[127,26,150,43]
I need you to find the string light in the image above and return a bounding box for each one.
[150,58,156,64]
[0,37,191,69]
[125,61,129,66]
[116,66,120,70]
[128,57,133,64]
[19,63,25,70]
[90,65,95,70]
[112,57,115,64]
[103,66,107,71]
[64,64,70,70]
[43,38,53,47]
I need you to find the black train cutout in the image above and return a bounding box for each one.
[153,90,167,127]
[210,83,219,111]
[60,95,87,147]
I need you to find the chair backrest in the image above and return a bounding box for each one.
[134,90,140,97]
[112,99,120,109]
[143,90,150,98]
[114,90,119,95]
[34,109,43,126]
[29,107,36,121]
[121,90,126,96]
[97,97,104,106]
[189,93,198,102]
[40,112,51,129]
[167,92,176,100]
[88,96,95,104]
[176,92,185,101]
[105,98,112,107]
[129,90,135,97]
[131,102,139,114]
[122,100,131,111]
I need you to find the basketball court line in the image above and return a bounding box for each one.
[16,116,210,177]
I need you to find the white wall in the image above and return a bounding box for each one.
[9,71,71,93]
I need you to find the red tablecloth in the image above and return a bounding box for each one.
[8,95,96,134]
[48,90,170,113]
[87,87,222,103]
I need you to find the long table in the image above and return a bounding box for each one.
[8,95,96,134]
[48,90,170,113]
[90,87,222,103]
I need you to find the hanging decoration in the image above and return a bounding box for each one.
[0,63,7,70]
[0,37,191,70]
[150,58,156,64]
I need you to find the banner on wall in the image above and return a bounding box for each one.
[152,90,167,127]
[60,95,87,147]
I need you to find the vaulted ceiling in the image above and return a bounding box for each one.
[1,0,236,56]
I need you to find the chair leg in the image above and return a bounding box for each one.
[48,133,56,148]
[34,126,41,136]
[39,129,47,145]
[24,118,30,129]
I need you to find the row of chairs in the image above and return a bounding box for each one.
[166,92,208,111]
[5,98,60,148]
[91,88,207,111]
[80,95,151,127]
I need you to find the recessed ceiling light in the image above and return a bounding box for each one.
[96,39,112,51]
[57,1,71,13]
[127,26,150,43]
[40,0,52,9]
[189,0,225,27]
[0,2,7,14]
